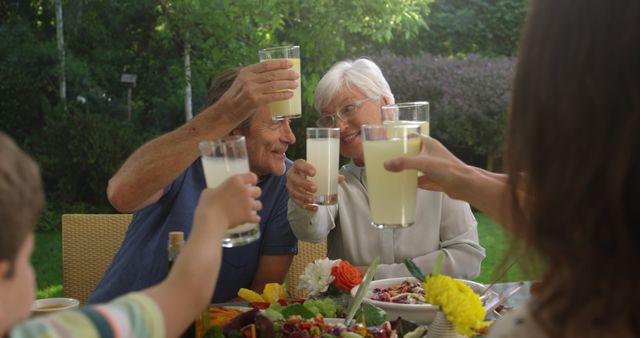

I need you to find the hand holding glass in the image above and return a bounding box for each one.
[258,45,302,120]
[362,124,421,229]
[306,128,340,205]
[199,136,260,247]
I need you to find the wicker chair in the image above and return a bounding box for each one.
[286,240,327,298]
[61,214,132,304]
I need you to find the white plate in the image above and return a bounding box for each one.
[350,277,491,324]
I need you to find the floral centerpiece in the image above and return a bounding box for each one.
[406,254,490,337]
[297,258,363,303]
[423,274,490,337]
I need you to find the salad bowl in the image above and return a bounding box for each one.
[350,277,491,324]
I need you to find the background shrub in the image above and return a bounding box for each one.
[373,53,516,170]
[29,105,146,231]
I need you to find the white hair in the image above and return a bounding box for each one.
[314,58,395,112]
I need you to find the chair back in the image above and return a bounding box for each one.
[61,214,131,304]
[286,240,327,298]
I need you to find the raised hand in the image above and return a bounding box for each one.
[195,172,263,230]
[384,136,467,199]
[215,59,299,125]
[286,159,320,212]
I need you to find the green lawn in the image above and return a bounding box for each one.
[473,213,526,284]
[33,212,526,296]
[33,231,63,298]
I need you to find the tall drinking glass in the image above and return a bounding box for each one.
[306,128,340,205]
[382,101,429,177]
[381,101,430,136]
[199,136,260,247]
[362,124,421,229]
[258,45,302,120]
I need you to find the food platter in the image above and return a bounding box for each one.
[350,277,495,324]
[198,300,400,337]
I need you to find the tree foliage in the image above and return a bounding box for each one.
[0,0,433,229]
[387,0,529,56]
[1,1,526,229]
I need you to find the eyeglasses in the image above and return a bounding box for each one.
[315,97,379,127]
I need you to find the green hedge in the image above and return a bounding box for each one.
[372,53,516,170]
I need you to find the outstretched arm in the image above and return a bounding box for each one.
[107,60,299,213]
[385,136,512,228]
[144,173,262,338]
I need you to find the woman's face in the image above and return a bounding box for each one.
[319,88,387,166]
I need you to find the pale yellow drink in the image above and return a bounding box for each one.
[383,120,430,136]
[363,136,421,228]
[306,137,339,204]
[267,58,301,119]
[383,120,428,178]
[201,157,260,243]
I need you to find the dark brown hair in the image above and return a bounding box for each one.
[203,67,252,131]
[0,132,45,277]
[507,0,640,336]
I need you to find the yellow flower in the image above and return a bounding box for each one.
[423,275,489,336]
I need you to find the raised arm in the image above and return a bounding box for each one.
[107,60,299,212]
[144,173,262,338]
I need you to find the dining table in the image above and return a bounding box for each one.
[199,280,533,338]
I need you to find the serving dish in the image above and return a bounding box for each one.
[350,277,493,324]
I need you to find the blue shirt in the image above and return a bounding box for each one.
[89,159,297,304]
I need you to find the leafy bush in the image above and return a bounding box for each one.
[385,0,528,57]
[32,105,146,213]
[373,53,516,169]
[0,19,58,146]
[37,202,113,232]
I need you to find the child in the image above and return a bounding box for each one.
[0,131,262,338]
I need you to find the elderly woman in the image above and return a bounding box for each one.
[286,58,485,279]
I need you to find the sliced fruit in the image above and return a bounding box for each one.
[237,288,265,303]
[261,283,286,303]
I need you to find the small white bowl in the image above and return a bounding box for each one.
[350,277,489,324]
[32,298,80,314]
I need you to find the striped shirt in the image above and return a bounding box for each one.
[10,293,164,338]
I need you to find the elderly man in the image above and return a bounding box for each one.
[90,60,299,304]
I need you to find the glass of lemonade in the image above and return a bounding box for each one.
[199,136,260,247]
[362,124,422,229]
[258,45,301,120]
[381,101,430,136]
[306,128,340,205]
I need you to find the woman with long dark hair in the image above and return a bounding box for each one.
[385,0,640,336]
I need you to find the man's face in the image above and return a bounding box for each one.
[0,234,36,329]
[240,106,296,176]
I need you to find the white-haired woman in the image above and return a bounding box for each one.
[286,58,485,278]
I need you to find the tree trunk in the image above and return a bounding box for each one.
[56,0,67,109]
[73,0,83,38]
[184,42,193,121]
